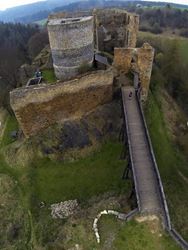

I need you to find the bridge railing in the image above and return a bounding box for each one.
[121,90,141,212]
[136,90,188,250]
[170,228,188,249]
[136,90,171,228]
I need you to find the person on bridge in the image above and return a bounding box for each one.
[129,91,133,100]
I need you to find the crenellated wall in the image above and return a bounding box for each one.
[10,70,113,138]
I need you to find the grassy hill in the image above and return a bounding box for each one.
[146,88,188,240]
[0,112,131,248]
[0,109,182,249]
[0,0,81,23]
[138,31,188,240]
[0,29,187,250]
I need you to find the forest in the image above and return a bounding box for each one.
[136,6,188,35]
[137,34,188,116]
[0,23,48,111]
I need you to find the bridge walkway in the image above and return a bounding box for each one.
[122,86,164,215]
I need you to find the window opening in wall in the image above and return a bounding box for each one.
[61,18,81,24]
[126,31,129,45]
[71,18,80,22]
[131,57,135,63]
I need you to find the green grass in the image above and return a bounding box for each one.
[30,141,129,205]
[58,215,181,249]
[0,136,130,248]
[178,38,188,64]
[113,219,181,250]
[0,97,186,248]
[0,115,18,147]
[145,90,188,240]
[27,141,130,247]
[42,69,56,83]
[0,115,131,248]
[0,152,32,249]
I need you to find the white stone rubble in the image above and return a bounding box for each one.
[93,209,127,244]
[51,199,78,219]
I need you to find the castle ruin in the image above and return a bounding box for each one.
[113,43,155,99]
[94,9,139,51]
[48,16,94,81]
[10,8,154,138]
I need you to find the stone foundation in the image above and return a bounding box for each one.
[10,70,113,138]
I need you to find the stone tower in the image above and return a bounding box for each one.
[93,9,139,52]
[113,43,154,100]
[48,16,94,81]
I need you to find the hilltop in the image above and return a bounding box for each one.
[0,0,83,23]
[0,3,188,250]
[1,0,188,24]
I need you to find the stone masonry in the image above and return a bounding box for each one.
[10,9,155,137]
[94,9,139,52]
[48,16,94,81]
[10,70,113,137]
[113,43,154,99]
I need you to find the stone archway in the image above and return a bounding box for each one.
[113,43,154,101]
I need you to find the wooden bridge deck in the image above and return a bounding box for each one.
[122,86,163,215]
[121,86,188,249]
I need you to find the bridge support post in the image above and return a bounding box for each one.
[120,146,127,160]
[119,122,128,160]
[119,123,127,143]
[122,155,131,179]
[129,185,135,200]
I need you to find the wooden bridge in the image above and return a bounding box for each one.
[122,86,164,215]
[121,86,188,249]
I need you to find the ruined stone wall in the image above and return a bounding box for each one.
[48,16,94,81]
[94,9,139,52]
[10,70,113,138]
[113,43,154,99]
[48,11,92,20]
[127,14,139,48]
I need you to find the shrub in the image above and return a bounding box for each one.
[78,61,91,74]
[151,23,163,34]
[180,29,188,38]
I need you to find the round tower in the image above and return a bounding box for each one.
[47,16,94,81]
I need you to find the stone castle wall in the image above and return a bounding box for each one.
[48,16,94,81]
[48,11,92,19]
[10,70,113,137]
[47,9,139,81]
[114,43,154,99]
[11,9,153,139]
[127,14,139,48]
[94,9,139,52]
